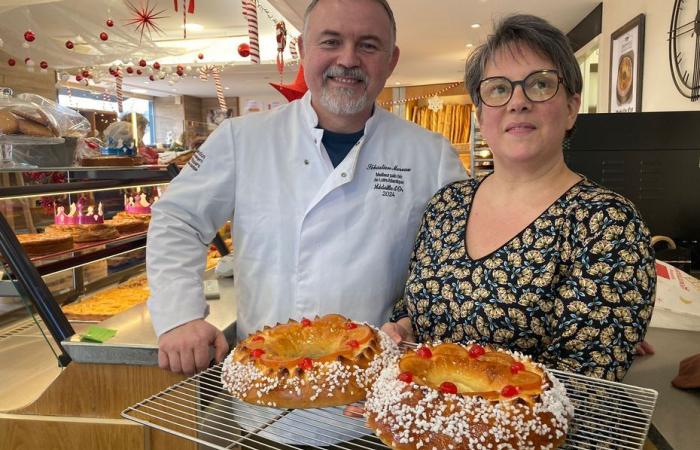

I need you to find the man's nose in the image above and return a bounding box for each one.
[336,44,361,68]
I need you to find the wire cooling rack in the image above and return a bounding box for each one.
[122,359,658,450]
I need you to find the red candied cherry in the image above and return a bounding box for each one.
[398,372,413,383]
[345,322,358,330]
[440,381,458,394]
[416,346,432,359]
[300,318,312,327]
[250,348,265,358]
[347,339,359,349]
[501,385,520,397]
[468,344,486,358]
[299,357,313,370]
[252,335,265,343]
[510,362,525,374]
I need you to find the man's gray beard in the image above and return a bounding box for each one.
[319,85,370,115]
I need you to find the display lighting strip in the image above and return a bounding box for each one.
[377,81,464,106]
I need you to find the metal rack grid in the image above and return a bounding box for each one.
[122,359,658,450]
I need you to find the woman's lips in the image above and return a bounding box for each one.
[505,122,536,135]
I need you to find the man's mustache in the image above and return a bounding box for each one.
[323,66,367,83]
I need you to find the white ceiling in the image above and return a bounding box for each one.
[0,0,601,98]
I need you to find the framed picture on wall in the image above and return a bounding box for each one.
[609,14,645,112]
[206,107,235,126]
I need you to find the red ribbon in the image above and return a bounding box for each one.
[174,0,194,13]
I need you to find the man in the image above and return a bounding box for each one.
[147,0,467,377]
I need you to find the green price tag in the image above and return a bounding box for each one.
[81,325,117,343]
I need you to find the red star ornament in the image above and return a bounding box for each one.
[269,65,308,102]
[125,0,168,43]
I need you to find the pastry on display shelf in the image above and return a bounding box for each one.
[79,155,143,166]
[104,217,148,234]
[62,281,150,321]
[221,314,399,409]
[0,104,59,137]
[365,342,573,450]
[47,201,119,242]
[114,188,158,224]
[17,231,74,256]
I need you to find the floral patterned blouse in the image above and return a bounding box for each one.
[392,177,656,381]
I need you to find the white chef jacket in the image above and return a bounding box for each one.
[147,91,467,340]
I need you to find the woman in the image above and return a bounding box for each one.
[383,14,655,381]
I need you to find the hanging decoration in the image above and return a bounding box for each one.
[269,65,308,102]
[65,40,74,50]
[199,65,227,111]
[241,0,260,63]
[174,0,196,38]
[116,74,124,113]
[23,30,36,43]
[428,95,444,112]
[100,32,109,41]
[125,0,168,43]
[106,18,114,27]
[289,36,299,60]
[39,61,48,71]
[377,81,463,106]
[8,59,16,67]
[238,42,250,58]
[275,21,287,76]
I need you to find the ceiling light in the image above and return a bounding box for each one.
[130,88,147,94]
[471,23,481,28]
[183,23,204,31]
[465,43,473,48]
[225,86,230,90]
[395,81,401,85]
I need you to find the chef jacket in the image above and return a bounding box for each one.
[147,91,468,340]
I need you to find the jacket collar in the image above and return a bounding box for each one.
[299,90,384,138]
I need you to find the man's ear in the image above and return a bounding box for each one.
[298,35,305,59]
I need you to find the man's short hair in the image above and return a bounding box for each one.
[302,0,397,52]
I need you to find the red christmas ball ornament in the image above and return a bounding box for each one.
[139,59,147,67]
[126,66,134,74]
[238,43,251,58]
[136,69,143,75]
[176,68,184,76]
[39,61,48,70]
[100,32,109,41]
[82,69,90,78]
[65,40,74,50]
[24,30,36,43]
[197,53,204,60]
[106,18,114,27]
[24,57,31,65]
[75,74,83,81]
[148,74,155,81]
[152,62,160,70]
[8,59,16,67]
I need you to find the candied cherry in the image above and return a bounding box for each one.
[468,344,486,358]
[299,357,313,370]
[440,381,458,394]
[252,335,265,343]
[398,372,413,383]
[510,362,525,374]
[416,346,432,359]
[347,339,359,349]
[345,322,358,330]
[501,385,520,397]
[250,348,265,358]
[300,318,312,327]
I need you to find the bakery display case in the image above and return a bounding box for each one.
[0,164,235,449]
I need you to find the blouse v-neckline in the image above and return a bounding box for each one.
[461,176,585,262]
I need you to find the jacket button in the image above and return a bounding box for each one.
[341,172,347,178]
[304,159,309,165]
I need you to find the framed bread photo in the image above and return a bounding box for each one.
[609,14,645,113]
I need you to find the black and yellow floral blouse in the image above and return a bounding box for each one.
[392,177,656,381]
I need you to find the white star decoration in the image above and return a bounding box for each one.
[428,94,444,112]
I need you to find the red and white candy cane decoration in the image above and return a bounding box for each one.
[289,36,299,60]
[116,74,124,113]
[199,65,227,111]
[174,0,195,38]
[276,21,287,76]
[241,0,260,63]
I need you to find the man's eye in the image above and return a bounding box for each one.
[359,42,378,51]
[320,39,340,47]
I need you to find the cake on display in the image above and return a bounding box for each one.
[114,187,158,224]
[47,200,119,242]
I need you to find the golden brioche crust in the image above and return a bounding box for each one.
[365,342,573,450]
[46,224,120,242]
[17,232,73,256]
[221,314,399,409]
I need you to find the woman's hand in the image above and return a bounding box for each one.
[380,317,415,344]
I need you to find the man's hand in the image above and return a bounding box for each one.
[158,319,229,376]
[380,317,415,344]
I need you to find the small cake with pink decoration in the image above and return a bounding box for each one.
[46,201,120,242]
[113,189,158,224]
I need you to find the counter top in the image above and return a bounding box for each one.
[625,326,700,450]
[62,276,236,365]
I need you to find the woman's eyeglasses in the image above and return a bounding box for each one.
[478,70,563,107]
